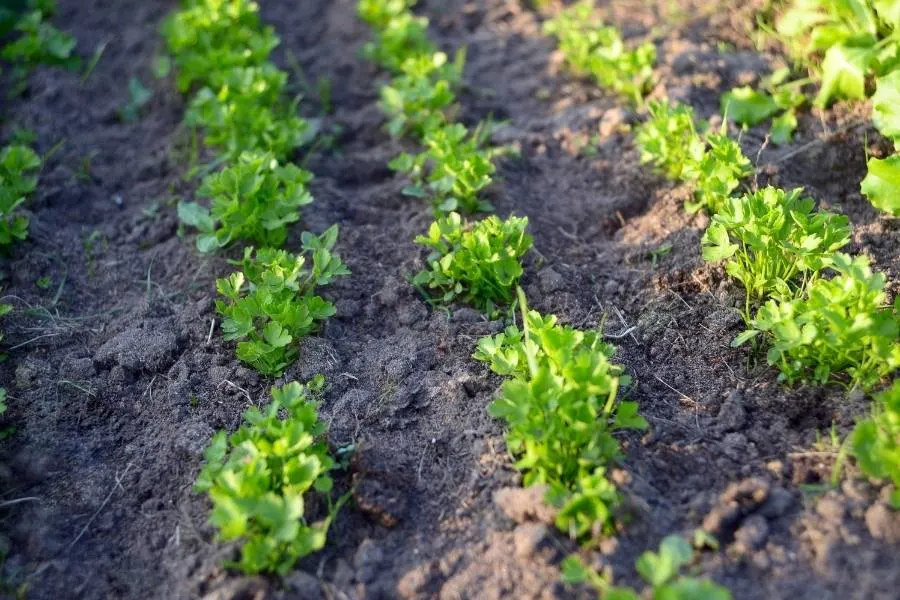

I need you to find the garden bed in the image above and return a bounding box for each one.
[1,0,897,598]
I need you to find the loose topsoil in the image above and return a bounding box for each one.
[1,1,898,599]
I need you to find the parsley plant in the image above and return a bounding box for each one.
[178,152,314,253]
[195,378,340,574]
[413,212,532,317]
[215,226,350,376]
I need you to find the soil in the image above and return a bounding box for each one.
[1,1,898,599]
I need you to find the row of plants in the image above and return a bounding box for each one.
[360,3,731,598]
[547,1,898,394]
[543,0,899,594]
[162,0,347,576]
[357,0,534,317]
[720,0,899,216]
[0,0,71,434]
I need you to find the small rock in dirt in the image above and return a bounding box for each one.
[398,302,428,328]
[702,502,742,537]
[207,366,232,383]
[94,321,183,373]
[716,390,746,433]
[721,432,749,460]
[452,307,482,323]
[598,107,627,138]
[398,561,441,596]
[284,570,323,599]
[816,496,846,524]
[493,486,557,524]
[173,421,215,459]
[759,487,794,519]
[865,503,900,542]
[14,363,40,390]
[384,356,413,380]
[200,577,268,600]
[333,558,354,589]
[353,474,407,528]
[59,357,96,380]
[513,523,550,558]
[603,279,619,296]
[733,515,769,552]
[537,267,565,294]
[354,538,384,584]
[722,477,770,507]
[704,308,742,334]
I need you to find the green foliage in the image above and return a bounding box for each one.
[413,212,532,317]
[562,535,732,599]
[0,7,77,72]
[861,154,900,215]
[543,0,656,103]
[851,381,900,507]
[118,77,152,123]
[194,379,338,574]
[701,187,851,307]
[360,3,434,72]
[378,51,463,138]
[474,300,647,538]
[864,70,900,215]
[685,133,753,214]
[771,0,900,108]
[161,0,279,92]
[0,145,40,250]
[736,253,900,389]
[635,101,751,213]
[390,122,496,213]
[185,65,308,161]
[357,0,416,29]
[178,152,314,253]
[215,226,349,376]
[635,101,703,181]
[872,69,900,143]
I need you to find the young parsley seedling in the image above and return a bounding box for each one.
[735,254,900,389]
[851,381,900,508]
[543,1,656,104]
[474,292,647,539]
[162,0,279,93]
[413,212,532,318]
[178,151,314,253]
[0,145,41,251]
[562,535,733,599]
[215,226,350,376]
[195,378,342,575]
[390,121,497,213]
[702,187,851,314]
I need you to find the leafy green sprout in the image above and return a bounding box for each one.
[194,378,345,575]
[178,151,314,253]
[701,186,851,318]
[0,145,41,251]
[215,226,350,376]
[562,535,732,599]
[474,287,647,539]
[735,253,899,389]
[413,212,532,318]
[851,381,900,507]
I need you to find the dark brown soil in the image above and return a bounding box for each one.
[1,1,897,599]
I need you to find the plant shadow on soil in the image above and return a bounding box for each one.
[0,0,897,599]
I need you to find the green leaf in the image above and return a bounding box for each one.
[721,87,780,125]
[770,109,798,145]
[871,69,900,143]
[861,154,900,216]
[177,201,214,232]
[814,44,872,108]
